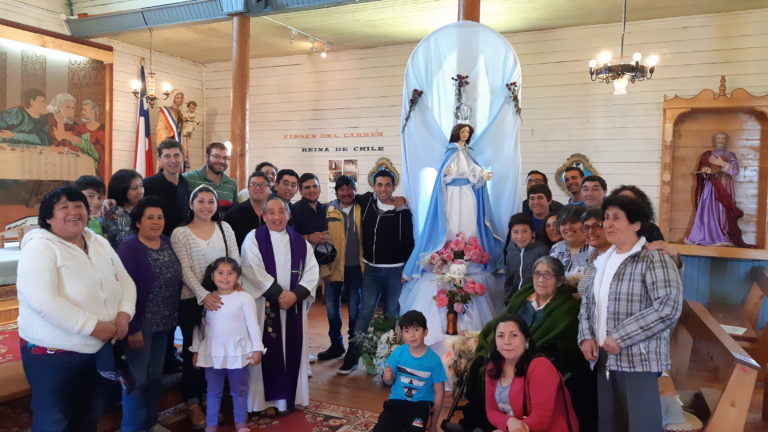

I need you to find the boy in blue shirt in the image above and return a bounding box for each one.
[374,310,446,432]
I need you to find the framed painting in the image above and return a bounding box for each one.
[0,19,113,231]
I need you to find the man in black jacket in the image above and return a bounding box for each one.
[338,169,414,374]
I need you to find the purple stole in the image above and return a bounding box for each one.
[255,225,306,409]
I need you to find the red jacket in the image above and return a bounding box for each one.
[485,357,578,432]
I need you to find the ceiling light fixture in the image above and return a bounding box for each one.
[263,16,331,58]
[131,21,171,107]
[588,0,658,95]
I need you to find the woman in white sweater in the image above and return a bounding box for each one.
[17,186,136,431]
[171,184,240,428]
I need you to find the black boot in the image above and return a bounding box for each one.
[317,343,345,361]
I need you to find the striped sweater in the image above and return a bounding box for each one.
[170,222,240,302]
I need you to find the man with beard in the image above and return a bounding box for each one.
[72,100,106,179]
[564,166,585,205]
[46,93,78,148]
[183,142,238,212]
[0,88,49,146]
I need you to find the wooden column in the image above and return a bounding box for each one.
[230,13,250,188]
[458,0,480,22]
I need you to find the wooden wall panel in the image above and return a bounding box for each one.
[203,9,768,203]
[668,112,765,244]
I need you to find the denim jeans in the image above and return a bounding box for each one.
[325,265,362,346]
[179,297,206,405]
[205,367,249,426]
[21,340,103,432]
[121,329,171,432]
[345,265,404,362]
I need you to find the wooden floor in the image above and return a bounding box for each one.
[305,302,456,425]
[1,300,766,431]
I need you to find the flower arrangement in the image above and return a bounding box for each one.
[451,74,470,89]
[350,315,399,376]
[441,332,480,390]
[426,232,488,314]
[506,81,522,116]
[402,88,424,133]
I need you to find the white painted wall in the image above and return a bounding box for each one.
[0,0,69,34]
[204,8,768,208]
[92,38,205,172]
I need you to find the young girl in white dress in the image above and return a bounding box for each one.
[191,257,264,432]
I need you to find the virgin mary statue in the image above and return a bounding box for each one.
[399,21,522,346]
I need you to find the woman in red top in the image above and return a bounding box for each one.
[485,313,579,432]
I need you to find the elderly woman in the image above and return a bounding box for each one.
[578,195,682,431]
[17,186,135,430]
[103,169,145,248]
[171,184,240,429]
[549,205,591,286]
[503,256,581,373]
[485,313,579,432]
[609,185,682,268]
[117,196,182,432]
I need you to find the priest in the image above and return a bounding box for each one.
[241,196,319,416]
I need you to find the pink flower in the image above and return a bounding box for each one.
[441,250,454,262]
[450,236,466,251]
[453,302,465,314]
[474,282,487,296]
[435,291,449,308]
[464,279,476,294]
[468,236,480,247]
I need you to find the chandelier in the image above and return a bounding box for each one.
[588,0,658,95]
[130,27,171,107]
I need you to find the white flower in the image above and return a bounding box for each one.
[445,262,467,280]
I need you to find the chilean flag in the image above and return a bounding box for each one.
[133,65,153,176]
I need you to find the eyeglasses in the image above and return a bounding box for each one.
[209,154,231,162]
[527,178,546,185]
[533,271,555,280]
[581,222,603,232]
[249,183,269,188]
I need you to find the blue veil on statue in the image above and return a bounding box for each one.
[399,21,522,343]
[401,20,522,279]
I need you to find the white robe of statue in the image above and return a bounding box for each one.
[443,147,485,239]
[400,146,503,347]
[241,228,319,412]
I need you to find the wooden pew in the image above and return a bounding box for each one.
[709,266,768,420]
[669,299,761,431]
[710,266,768,344]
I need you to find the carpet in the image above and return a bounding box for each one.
[161,400,379,431]
[0,324,20,365]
